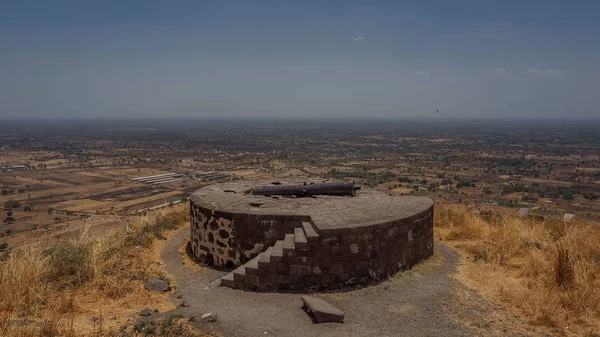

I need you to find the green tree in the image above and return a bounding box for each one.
[561,191,574,201]
[4,200,21,210]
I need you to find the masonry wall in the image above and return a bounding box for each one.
[190,200,434,290]
[294,206,434,289]
[190,201,306,267]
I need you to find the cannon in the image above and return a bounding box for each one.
[249,182,361,197]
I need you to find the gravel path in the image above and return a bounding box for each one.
[160,226,538,337]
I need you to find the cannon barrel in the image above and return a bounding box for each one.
[250,182,360,197]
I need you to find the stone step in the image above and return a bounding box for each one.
[220,272,235,288]
[271,240,284,262]
[283,233,296,254]
[232,265,247,282]
[245,254,261,275]
[258,247,273,269]
[294,227,308,250]
[302,222,319,241]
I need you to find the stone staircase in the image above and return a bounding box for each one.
[220,221,320,291]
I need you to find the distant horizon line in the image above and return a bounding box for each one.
[1,116,600,122]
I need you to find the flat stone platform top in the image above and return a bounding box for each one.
[190,181,433,232]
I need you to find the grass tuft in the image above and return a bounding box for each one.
[43,242,93,288]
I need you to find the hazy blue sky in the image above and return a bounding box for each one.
[1,1,599,119]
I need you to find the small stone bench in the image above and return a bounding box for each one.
[301,295,344,323]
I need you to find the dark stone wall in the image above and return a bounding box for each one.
[190,201,307,266]
[190,200,434,290]
[291,206,434,289]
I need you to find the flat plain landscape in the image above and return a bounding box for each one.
[2,119,598,248]
[1,119,599,336]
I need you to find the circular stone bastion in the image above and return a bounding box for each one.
[189,181,434,291]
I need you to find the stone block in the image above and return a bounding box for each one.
[290,265,312,276]
[278,275,293,284]
[144,278,171,292]
[278,263,290,274]
[301,296,344,323]
[329,264,344,275]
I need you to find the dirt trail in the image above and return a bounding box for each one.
[160,226,540,337]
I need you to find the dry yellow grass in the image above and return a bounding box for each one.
[0,204,206,337]
[435,204,600,335]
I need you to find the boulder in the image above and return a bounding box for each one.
[201,313,217,322]
[301,296,344,323]
[144,278,171,292]
[138,308,153,317]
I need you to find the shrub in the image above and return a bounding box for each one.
[502,184,524,195]
[440,179,452,186]
[521,194,539,202]
[456,179,473,189]
[42,242,93,288]
[3,200,21,210]
[561,191,574,201]
[554,244,573,289]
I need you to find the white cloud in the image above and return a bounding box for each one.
[489,68,512,75]
[543,69,566,76]
[353,37,365,41]
[524,68,566,76]
[417,70,430,76]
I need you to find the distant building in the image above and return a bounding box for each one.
[517,207,532,218]
[11,165,26,171]
[517,207,550,221]
[131,172,183,184]
[195,171,229,181]
[538,212,551,221]
[563,212,575,222]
